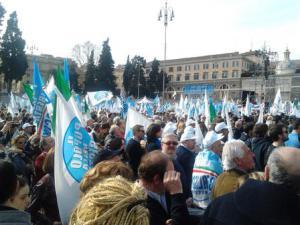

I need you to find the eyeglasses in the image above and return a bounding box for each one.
[163,141,178,146]
[139,130,145,133]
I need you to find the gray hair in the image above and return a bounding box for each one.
[267,149,289,185]
[222,140,246,170]
[162,133,178,142]
[267,148,300,193]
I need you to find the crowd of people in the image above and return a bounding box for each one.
[0,105,300,225]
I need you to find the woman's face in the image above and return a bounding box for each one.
[10,185,31,211]
[156,129,162,138]
[15,138,26,150]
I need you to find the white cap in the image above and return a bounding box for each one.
[180,126,197,142]
[186,119,196,127]
[163,122,177,135]
[215,122,228,133]
[203,131,223,148]
[22,123,35,129]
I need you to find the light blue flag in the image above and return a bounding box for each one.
[64,59,70,88]
[146,104,154,117]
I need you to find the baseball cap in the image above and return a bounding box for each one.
[180,126,197,142]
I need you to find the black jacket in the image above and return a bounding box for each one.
[147,192,190,225]
[251,137,272,171]
[176,145,196,195]
[125,138,145,178]
[203,179,300,225]
[27,173,60,225]
[240,132,251,149]
[173,159,190,199]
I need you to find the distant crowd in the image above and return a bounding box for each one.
[0,106,300,225]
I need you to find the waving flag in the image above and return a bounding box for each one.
[64,59,70,87]
[23,83,34,104]
[54,69,98,224]
[270,89,283,116]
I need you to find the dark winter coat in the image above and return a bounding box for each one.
[203,179,300,225]
[251,137,272,171]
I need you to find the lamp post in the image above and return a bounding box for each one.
[158,0,174,103]
[138,62,140,98]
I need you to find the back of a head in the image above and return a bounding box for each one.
[243,122,254,135]
[222,140,246,171]
[70,176,149,225]
[146,123,161,140]
[138,150,169,182]
[253,123,268,138]
[268,124,284,142]
[293,118,300,130]
[0,160,18,204]
[267,147,300,192]
[133,125,143,136]
[80,161,134,194]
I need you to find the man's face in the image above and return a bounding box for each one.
[114,127,123,138]
[136,127,145,140]
[185,139,196,150]
[162,136,178,159]
[280,127,288,142]
[211,140,223,156]
[236,145,255,171]
[25,126,35,135]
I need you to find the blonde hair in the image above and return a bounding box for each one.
[237,172,265,188]
[69,176,149,225]
[11,134,27,147]
[80,161,134,194]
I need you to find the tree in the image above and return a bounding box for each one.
[123,56,132,93]
[96,38,116,93]
[72,41,100,66]
[147,58,168,97]
[0,11,28,92]
[84,50,96,92]
[0,3,6,31]
[69,63,80,93]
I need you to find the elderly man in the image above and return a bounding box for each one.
[138,150,190,225]
[176,127,197,200]
[204,147,300,225]
[192,131,223,209]
[211,140,255,199]
[161,133,190,200]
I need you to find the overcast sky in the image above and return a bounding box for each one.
[1,0,300,65]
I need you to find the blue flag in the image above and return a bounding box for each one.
[64,59,70,88]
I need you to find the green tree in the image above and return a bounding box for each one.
[84,50,96,92]
[0,3,6,31]
[128,56,147,97]
[148,58,160,97]
[122,56,132,94]
[0,11,28,92]
[69,63,80,93]
[96,38,116,93]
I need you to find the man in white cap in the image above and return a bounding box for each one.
[176,126,197,201]
[215,122,229,143]
[192,131,223,209]
[22,123,36,139]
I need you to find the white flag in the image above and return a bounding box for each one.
[54,88,98,224]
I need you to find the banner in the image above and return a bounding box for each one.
[87,91,113,106]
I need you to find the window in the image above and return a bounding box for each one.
[176,74,181,81]
[177,66,182,72]
[185,65,191,71]
[222,71,228,78]
[203,72,209,80]
[236,61,239,67]
[213,63,218,69]
[169,67,174,72]
[193,73,199,80]
[203,64,209,70]
[212,72,218,79]
[185,73,190,81]
[232,70,239,78]
[222,62,225,68]
[194,64,200,70]
[168,75,173,81]
[223,62,229,68]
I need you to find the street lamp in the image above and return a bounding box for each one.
[138,62,140,98]
[158,0,174,103]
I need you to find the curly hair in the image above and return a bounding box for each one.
[80,161,133,194]
[70,176,149,225]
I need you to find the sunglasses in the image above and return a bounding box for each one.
[163,141,178,146]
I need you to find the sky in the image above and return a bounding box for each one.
[1,0,300,65]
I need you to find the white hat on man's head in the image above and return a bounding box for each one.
[22,123,35,129]
[215,122,228,133]
[186,119,196,127]
[203,131,223,148]
[180,126,197,142]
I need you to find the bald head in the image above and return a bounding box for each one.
[266,147,300,192]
